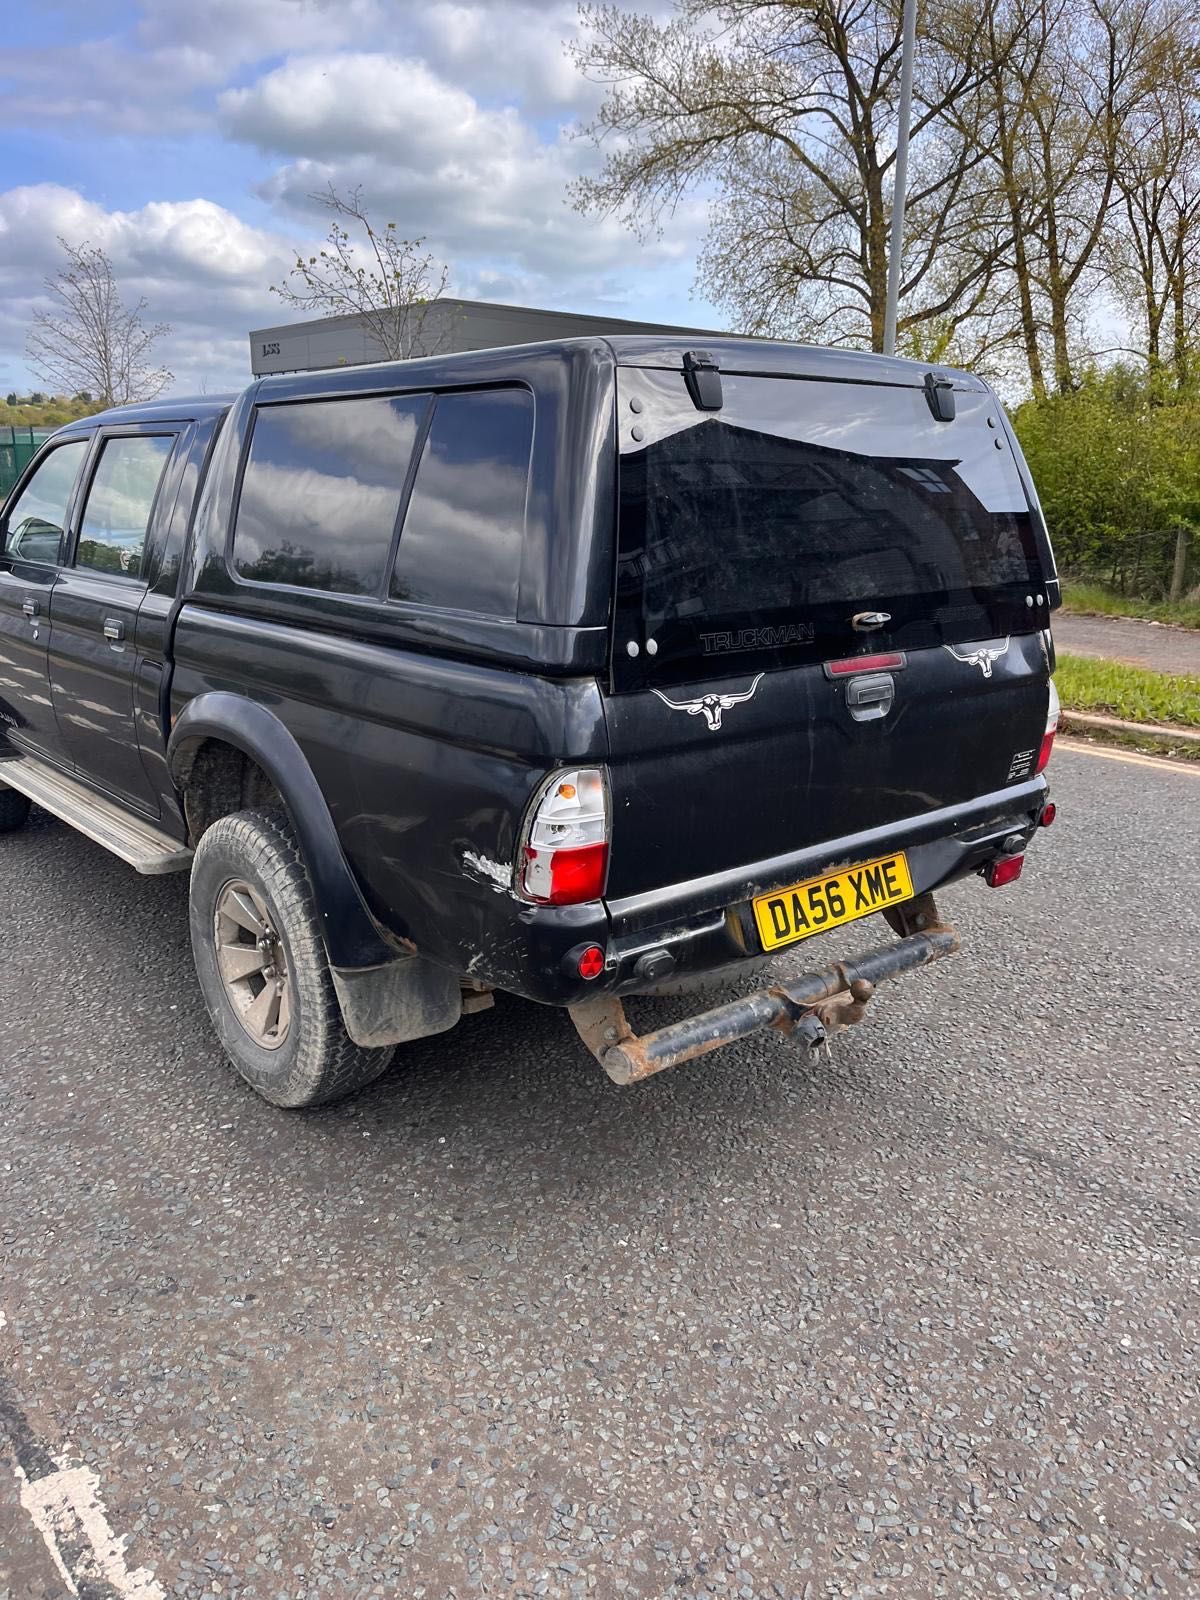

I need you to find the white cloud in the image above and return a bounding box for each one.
[0,0,385,134]
[0,185,294,393]
[0,3,717,395]
[220,51,699,281]
[413,2,592,114]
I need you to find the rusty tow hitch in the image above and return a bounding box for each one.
[568,895,959,1086]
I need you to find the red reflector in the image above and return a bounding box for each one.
[825,652,905,677]
[577,944,605,980]
[985,853,1025,888]
[1039,801,1057,828]
[524,841,609,905]
[1035,729,1056,773]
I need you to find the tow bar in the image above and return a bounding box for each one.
[569,898,959,1085]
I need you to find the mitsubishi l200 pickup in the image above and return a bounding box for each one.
[0,337,1059,1105]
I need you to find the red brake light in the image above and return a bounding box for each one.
[985,853,1024,888]
[524,841,609,906]
[825,652,906,677]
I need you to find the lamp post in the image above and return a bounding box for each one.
[882,0,918,356]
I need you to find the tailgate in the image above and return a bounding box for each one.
[604,362,1053,901]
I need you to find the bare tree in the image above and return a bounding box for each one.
[26,238,172,406]
[271,186,451,360]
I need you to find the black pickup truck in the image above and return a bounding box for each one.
[0,336,1059,1105]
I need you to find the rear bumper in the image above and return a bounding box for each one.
[466,775,1047,1005]
[570,917,960,1083]
[594,775,1048,1000]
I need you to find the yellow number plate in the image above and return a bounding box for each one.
[753,851,913,951]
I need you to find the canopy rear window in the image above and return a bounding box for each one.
[614,369,1048,688]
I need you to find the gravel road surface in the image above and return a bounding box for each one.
[1054,614,1200,675]
[2,743,1198,1599]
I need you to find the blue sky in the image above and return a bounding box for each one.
[0,0,716,395]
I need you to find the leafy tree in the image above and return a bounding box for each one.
[572,0,1014,358]
[26,238,172,406]
[1106,13,1200,385]
[271,185,450,361]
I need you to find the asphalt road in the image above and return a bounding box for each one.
[1054,614,1200,676]
[2,743,1198,1600]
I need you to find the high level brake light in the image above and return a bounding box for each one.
[520,768,609,905]
[1036,678,1060,773]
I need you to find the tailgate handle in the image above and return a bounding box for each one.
[845,672,894,722]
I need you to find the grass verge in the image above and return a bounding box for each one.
[1056,653,1200,727]
[1060,579,1200,630]
[1056,652,1200,761]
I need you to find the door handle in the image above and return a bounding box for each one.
[21,597,39,619]
[103,617,125,643]
[845,672,895,722]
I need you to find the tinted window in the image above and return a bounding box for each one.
[233,395,427,595]
[3,440,88,564]
[391,388,532,615]
[76,434,174,580]
[615,371,1044,686]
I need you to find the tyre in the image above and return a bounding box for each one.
[189,807,394,1107]
[0,787,32,833]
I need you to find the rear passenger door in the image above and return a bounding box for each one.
[0,436,91,766]
[49,427,179,812]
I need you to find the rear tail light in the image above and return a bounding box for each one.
[520,768,609,905]
[1036,678,1060,773]
[985,853,1025,888]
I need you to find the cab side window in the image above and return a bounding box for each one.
[390,388,533,616]
[232,394,428,595]
[76,435,175,581]
[2,440,89,565]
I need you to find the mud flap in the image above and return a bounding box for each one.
[331,956,462,1048]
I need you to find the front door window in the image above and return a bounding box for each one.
[3,441,89,564]
[76,435,174,580]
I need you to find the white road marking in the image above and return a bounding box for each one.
[1056,736,1200,777]
[16,1457,166,1599]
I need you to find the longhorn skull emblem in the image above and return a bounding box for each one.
[651,673,764,731]
[942,637,1011,678]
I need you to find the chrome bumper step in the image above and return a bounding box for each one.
[0,754,191,874]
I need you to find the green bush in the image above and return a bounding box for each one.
[1013,369,1199,597]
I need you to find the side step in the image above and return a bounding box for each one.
[0,755,192,875]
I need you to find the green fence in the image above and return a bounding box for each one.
[0,426,52,501]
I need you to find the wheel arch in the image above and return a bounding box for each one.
[167,692,398,970]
